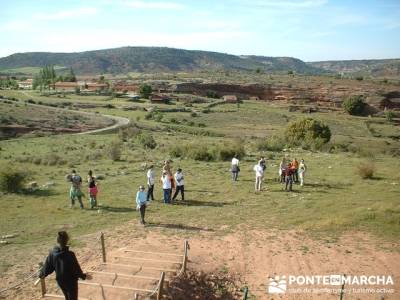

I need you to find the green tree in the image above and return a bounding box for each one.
[342,95,366,116]
[64,68,76,82]
[139,84,152,99]
[285,118,331,149]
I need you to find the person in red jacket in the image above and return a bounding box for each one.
[39,231,90,300]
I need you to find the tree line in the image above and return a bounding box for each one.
[33,66,76,90]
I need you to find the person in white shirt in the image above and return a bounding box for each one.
[298,159,307,186]
[161,172,172,204]
[253,162,264,192]
[146,165,155,201]
[172,168,184,201]
[231,155,240,181]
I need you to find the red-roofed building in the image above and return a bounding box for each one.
[54,82,79,91]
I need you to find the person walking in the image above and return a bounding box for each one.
[69,170,83,209]
[253,161,264,192]
[39,231,90,300]
[172,168,185,201]
[87,170,98,209]
[135,185,148,225]
[231,155,240,181]
[279,158,286,183]
[298,159,307,186]
[285,166,294,192]
[161,172,172,204]
[146,165,155,201]
[292,158,299,183]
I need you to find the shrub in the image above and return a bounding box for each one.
[285,118,331,148]
[0,168,28,193]
[355,76,364,81]
[357,162,375,179]
[342,95,366,115]
[190,112,197,117]
[154,113,163,122]
[139,84,152,99]
[170,145,185,158]
[118,123,141,141]
[107,141,122,161]
[385,110,395,123]
[136,132,157,149]
[187,145,215,161]
[256,135,285,152]
[216,142,245,161]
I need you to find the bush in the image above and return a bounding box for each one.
[385,110,395,123]
[139,84,152,99]
[216,142,245,161]
[256,135,285,152]
[0,168,28,193]
[107,141,122,161]
[285,118,331,149]
[357,162,375,179]
[190,112,197,117]
[44,153,67,166]
[342,95,366,115]
[169,142,244,161]
[187,145,215,161]
[136,132,157,149]
[118,123,141,141]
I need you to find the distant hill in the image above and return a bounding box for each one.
[308,59,400,77]
[0,46,323,75]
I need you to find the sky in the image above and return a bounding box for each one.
[0,0,399,61]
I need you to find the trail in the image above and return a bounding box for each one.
[1,93,131,138]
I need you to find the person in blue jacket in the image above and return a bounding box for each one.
[136,185,148,225]
[39,231,90,300]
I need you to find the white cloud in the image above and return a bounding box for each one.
[124,1,185,10]
[253,0,328,9]
[34,7,98,20]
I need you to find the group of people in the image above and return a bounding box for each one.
[68,170,98,209]
[136,161,185,225]
[279,157,307,191]
[231,155,307,192]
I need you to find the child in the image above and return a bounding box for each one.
[39,231,90,300]
[285,167,294,192]
[146,165,155,201]
[70,170,83,209]
[136,185,148,225]
[87,170,98,209]
[279,158,286,183]
[253,161,264,192]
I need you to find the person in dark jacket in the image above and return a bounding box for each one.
[39,231,90,300]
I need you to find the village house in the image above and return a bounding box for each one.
[150,94,169,103]
[17,79,33,89]
[113,82,140,93]
[85,83,108,92]
[54,82,79,91]
[222,95,238,103]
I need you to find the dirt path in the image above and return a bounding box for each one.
[3,221,398,300]
[2,95,131,137]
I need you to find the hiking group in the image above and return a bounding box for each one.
[231,155,307,192]
[66,156,306,225]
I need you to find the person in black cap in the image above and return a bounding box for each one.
[39,231,90,300]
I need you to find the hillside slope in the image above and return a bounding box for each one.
[0,46,321,75]
[308,59,400,77]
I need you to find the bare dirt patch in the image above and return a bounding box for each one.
[1,221,399,300]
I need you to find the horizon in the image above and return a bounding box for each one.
[1,0,400,61]
[2,45,400,63]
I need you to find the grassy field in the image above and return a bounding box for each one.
[0,89,399,278]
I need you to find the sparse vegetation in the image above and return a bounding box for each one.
[342,95,366,116]
[357,162,376,179]
[0,168,29,193]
